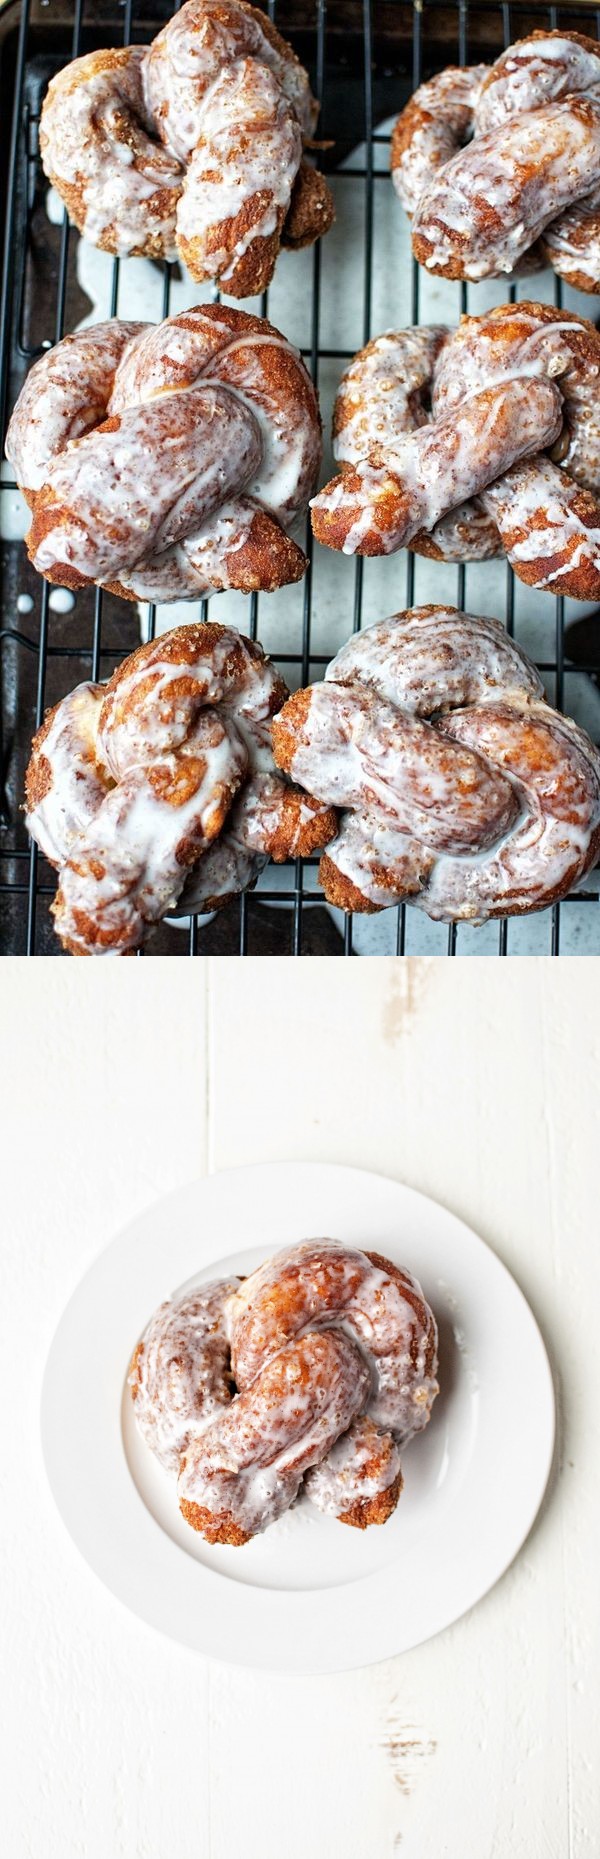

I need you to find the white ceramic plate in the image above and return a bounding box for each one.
[41,1162,555,1673]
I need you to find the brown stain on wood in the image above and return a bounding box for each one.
[381,959,433,1045]
[382,1726,437,1796]
[377,1695,437,1847]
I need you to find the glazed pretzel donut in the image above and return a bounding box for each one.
[129,1241,438,1544]
[328,325,502,564]
[312,302,600,596]
[6,304,321,604]
[392,29,600,292]
[25,622,336,955]
[39,0,334,295]
[271,606,600,923]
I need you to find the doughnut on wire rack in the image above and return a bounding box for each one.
[1,0,600,955]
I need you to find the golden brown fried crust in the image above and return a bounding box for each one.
[223,511,307,593]
[311,466,409,554]
[409,528,447,561]
[270,687,312,774]
[390,85,454,180]
[220,321,321,429]
[25,703,64,813]
[102,578,138,602]
[480,297,600,363]
[40,168,178,260]
[263,787,337,861]
[128,1342,143,1396]
[337,1469,404,1530]
[51,888,120,955]
[543,258,599,297]
[318,854,379,914]
[282,160,335,248]
[180,204,285,296]
[179,1499,251,1546]
[26,494,95,592]
[410,231,464,279]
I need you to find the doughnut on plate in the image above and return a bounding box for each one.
[41,1162,554,1672]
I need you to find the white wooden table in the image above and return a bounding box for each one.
[1,959,597,1857]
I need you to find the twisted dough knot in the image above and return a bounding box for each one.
[129,1241,438,1544]
[271,606,600,923]
[39,0,334,294]
[311,302,600,598]
[6,304,321,603]
[392,29,600,293]
[25,622,336,955]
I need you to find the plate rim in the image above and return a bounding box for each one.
[40,1159,556,1674]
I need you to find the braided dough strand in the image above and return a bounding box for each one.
[39,48,183,260]
[144,0,318,158]
[175,57,303,295]
[331,328,501,564]
[4,321,145,496]
[541,182,600,293]
[179,1329,372,1544]
[129,1280,241,1474]
[176,770,337,913]
[312,375,562,557]
[476,31,600,132]
[422,699,600,921]
[391,65,488,214]
[412,93,600,283]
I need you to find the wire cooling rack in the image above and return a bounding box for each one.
[2,0,600,956]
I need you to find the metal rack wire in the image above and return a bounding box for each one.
[1,0,600,954]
